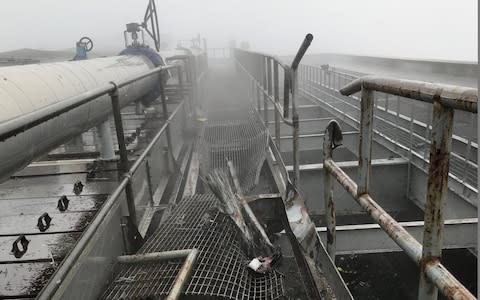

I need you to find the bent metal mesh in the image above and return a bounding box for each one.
[101,194,285,299]
[198,107,268,192]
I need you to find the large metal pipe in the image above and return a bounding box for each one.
[0,55,157,180]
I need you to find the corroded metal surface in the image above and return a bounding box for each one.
[340,75,478,113]
[418,100,454,299]
[323,158,475,300]
[322,120,343,260]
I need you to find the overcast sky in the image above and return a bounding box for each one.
[1,0,477,61]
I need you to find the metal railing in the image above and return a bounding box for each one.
[233,33,313,186]
[298,64,478,202]
[116,249,199,300]
[321,76,477,300]
[20,56,207,299]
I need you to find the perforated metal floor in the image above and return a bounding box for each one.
[101,194,285,299]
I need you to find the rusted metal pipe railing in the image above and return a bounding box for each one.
[340,76,477,113]
[337,76,477,300]
[323,158,475,300]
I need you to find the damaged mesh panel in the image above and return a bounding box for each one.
[101,195,285,300]
[198,107,268,192]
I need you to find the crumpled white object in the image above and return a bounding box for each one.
[247,256,273,273]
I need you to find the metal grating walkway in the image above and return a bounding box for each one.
[102,194,285,299]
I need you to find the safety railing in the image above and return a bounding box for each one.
[233,34,313,185]
[322,76,477,300]
[298,64,478,202]
[15,56,206,298]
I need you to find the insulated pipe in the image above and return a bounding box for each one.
[0,55,157,180]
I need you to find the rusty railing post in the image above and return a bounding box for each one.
[323,120,343,260]
[417,100,454,300]
[357,86,375,196]
[109,83,137,226]
[273,61,281,149]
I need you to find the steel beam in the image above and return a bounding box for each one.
[316,218,477,255]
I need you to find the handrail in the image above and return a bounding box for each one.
[0,64,178,142]
[38,100,185,299]
[233,34,313,186]
[321,73,477,300]
[300,65,478,197]
[340,75,478,113]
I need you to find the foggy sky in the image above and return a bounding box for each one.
[1,0,477,61]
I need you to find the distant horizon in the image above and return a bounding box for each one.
[0,46,476,64]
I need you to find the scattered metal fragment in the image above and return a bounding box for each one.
[206,162,276,257]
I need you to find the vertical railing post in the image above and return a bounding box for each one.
[267,57,273,127]
[292,68,300,185]
[417,101,454,300]
[273,61,281,149]
[461,114,474,187]
[145,160,154,206]
[262,56,268,125]
[323,120,342,261]
[357,86,374,196]
[283,68,290,119]
[289,33,313,186]
[158,71,178,172]
[256,81,261,113]
[395,96,402,147]
[110,83,137,226]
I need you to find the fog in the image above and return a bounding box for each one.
[0,0,477,61]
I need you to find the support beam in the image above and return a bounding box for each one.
[316,218,477,255]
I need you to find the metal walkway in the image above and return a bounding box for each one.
[102,194,285,299]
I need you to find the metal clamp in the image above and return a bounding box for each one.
[37,213,52,232]
[11,235,30,258]
[73,180,84,195]
[57,195,70,212]
[323,120,343,158]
